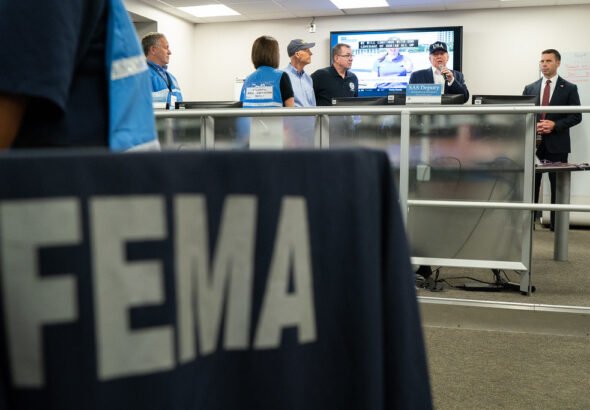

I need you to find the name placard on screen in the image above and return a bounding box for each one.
[406,84,442,104]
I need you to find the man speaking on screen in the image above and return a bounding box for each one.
[409,41,469,103]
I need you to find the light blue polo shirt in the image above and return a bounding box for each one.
[284,63,316,107]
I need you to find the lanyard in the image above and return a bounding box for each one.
[151,64,172,91]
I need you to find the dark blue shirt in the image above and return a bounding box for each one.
[0,1,108,148]
[311,65,359,106]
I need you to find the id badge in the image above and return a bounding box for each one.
[168,94,177,111]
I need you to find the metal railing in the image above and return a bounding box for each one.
[155,104,590,213]
[156,105,590,294]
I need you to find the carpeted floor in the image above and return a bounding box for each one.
[424,326,590,410]
[418,226,590,409]
[417,225,590,307]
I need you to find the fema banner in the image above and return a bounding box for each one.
[0,149,431,409]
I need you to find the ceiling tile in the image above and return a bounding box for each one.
[138,0,590,23]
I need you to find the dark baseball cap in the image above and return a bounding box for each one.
[287,39,315,57]
[429,41,448,54]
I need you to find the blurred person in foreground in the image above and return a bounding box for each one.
[0,0,157,151]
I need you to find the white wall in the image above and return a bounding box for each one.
[187,4,590,215]
[126,0,197,99]
[190,5,590,101]
[124,3,590,101]
[127,2,590,213]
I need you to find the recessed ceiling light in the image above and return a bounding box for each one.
[178,5,240,18]
[330,0,388,8]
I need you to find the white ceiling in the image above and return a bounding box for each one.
[140,0,590,23]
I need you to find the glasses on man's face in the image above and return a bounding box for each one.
[337,54,353,59]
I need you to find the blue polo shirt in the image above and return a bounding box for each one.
[284,64,316,107]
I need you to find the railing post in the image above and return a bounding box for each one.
[319,114,330,148]
[399,111,411,225]
[555,171,571,261]
[201,115,215,149]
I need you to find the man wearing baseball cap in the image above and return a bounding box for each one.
[409,41,469,103]
[410,41,469,284]
[284,39,316,107]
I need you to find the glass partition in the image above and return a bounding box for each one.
[157,115,318,150]
[156,109,534,281]
[154,105,590,303]
[157,118,203,150]
[240,116,317,149]
[407,113,531,264]
[327,115,402,166]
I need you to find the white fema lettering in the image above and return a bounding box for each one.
[0,194,317,387]
[0,199,80,387]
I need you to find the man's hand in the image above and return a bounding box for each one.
[536,119,556,135]
[0,94,27,149]
[440,66,454,83]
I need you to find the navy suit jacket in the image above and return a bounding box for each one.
[409,68,469,103]
[523,76,582,154]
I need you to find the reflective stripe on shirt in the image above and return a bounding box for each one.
[111,55,148,81]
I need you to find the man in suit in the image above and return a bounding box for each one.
[523,49,582,229]
[409,41,469,103]
[411,41,469,282]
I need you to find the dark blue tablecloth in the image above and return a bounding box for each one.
[0,149,431,409]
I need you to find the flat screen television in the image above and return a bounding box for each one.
[330,26,463,97]
[472,95,536,105]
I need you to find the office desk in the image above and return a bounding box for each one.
[536,163,590,261]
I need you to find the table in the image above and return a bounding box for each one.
[536,162,590,261]
[0,149,432,410]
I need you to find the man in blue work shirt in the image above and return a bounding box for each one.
[142,32,183,109]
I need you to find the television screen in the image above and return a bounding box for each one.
[472,95,537,105]
[330,26,463,97]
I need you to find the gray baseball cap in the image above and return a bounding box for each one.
[287,39,315,57]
